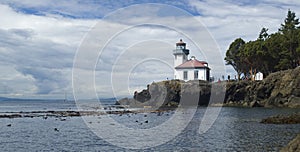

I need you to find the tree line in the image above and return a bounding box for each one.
[225,10,300,80]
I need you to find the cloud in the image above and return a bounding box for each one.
[1,1,300,99]
[0,4,95,98]
[187,0,300,76]
[16,67,69,94]
[0,0,200,19]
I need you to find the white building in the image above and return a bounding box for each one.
[255,72,263,80]
[173,39,210,81]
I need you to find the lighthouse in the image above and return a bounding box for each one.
[173,39,189,79]
[173,39,189,68]
[173,39,210,81]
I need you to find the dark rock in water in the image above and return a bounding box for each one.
[0,114,22,119]
[261,112,300,124]
[7,124,11,127]
[280,134,300,152]
[145,120,148,123]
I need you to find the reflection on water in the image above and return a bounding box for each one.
[0,100,299,151]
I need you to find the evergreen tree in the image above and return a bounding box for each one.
[224,10,300,78]
[265,33,284,72]
[240,41,261,80]
[279,9,300,68]
[258,27,269,40]
[256,28,271,75]
[224,38,245,80]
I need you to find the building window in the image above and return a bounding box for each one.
[183,71,188,80]
[194,70,198,79]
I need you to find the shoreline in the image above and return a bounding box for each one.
[0,108,177,119]
[1,105,299,119]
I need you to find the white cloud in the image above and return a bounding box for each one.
[1,1,300,99]
[187,0,300,76]
[0,4,96,98]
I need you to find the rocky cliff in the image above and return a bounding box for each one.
[117,67,300,108]
[116,80,213,108]
[225,67,300,108]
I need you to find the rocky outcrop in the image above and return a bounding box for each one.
[116,80,213,108]
[117,67,300,108]
[260,112,300,124]
[280,134,300,152]
[224,67,300,108]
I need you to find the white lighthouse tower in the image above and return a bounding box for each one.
[173,39,189,79]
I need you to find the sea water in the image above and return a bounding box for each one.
[0,100,299,151]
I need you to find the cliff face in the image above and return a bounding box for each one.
[225,67,300,108]
[117,67,300,108]
[116,80,212,108]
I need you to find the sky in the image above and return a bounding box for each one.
[0,0,300,99]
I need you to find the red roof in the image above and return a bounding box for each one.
[175,59,208,69]
[176,39,186,45]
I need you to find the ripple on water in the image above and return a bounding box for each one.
[0,107,299,151]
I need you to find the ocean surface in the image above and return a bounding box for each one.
[0,99,299,151]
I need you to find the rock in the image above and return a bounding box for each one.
[280,134,300,152]
[116,67,300,108]
[0,114,22,119]
[249,101,263,107]
[116,80,212,108]
[225,67,300,107]
[261,112,300,124]
[242,102,248,107]
[287,96,300,108]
